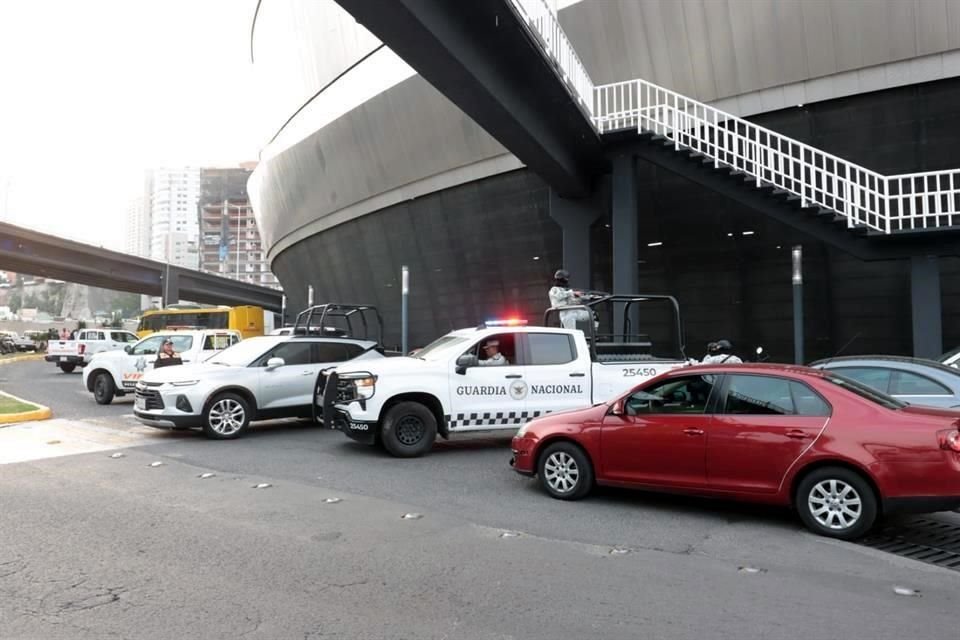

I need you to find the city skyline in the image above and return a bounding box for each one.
[0,0,268,253]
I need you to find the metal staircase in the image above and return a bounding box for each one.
[509,0,960,243]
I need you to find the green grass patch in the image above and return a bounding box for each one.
[0,394,39,414]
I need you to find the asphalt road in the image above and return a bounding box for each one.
[0,358,133,420]
[2,360,959,639]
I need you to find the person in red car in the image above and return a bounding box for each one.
[510,363,960,540]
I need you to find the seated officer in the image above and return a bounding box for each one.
[479,339,508,366]
[154,338,183,368]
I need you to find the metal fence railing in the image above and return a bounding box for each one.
[509,0,960,234]
[508,0,595,118]
[594,78,960,234]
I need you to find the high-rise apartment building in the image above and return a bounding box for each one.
[199,165,278,288]
[122,196,149,258]
[149,167,200,269]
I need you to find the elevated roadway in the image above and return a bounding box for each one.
[0,222,283,311]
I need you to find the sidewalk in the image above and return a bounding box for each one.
[0,417,187,465]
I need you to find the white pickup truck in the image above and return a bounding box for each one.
[82,329,241,404]
[45,329,140,373]
[319,295,691,457]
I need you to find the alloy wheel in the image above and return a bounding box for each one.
[808,479,862,531]
[208,399,245,436]
[544,451,580,494]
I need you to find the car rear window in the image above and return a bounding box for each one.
[823,373,906,409]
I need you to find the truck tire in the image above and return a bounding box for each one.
[380,402,437,458]
[59,362,76,373]
[93,372,115,405]
[202,392,252,440]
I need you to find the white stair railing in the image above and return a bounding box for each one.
[508,0,960,234]
[595,78,960,234]
[507,0,595,117]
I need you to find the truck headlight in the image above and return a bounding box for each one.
[353,376,376,399]
[340,372,377,400]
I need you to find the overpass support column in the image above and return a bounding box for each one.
[549,188,600,290]
[161,266,181,307]
[911,256,942,359]
[612,153,638,339]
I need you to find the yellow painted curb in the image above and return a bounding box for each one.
[0,390,52,425]
[0,353,45,365]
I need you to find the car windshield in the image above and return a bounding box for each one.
[411,335,470,360]
[823,372,907,409]
[207,337,279,366]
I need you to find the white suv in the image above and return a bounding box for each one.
[134,335,383,439]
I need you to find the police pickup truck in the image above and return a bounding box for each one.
[319,295,690,457]
[82,329,241,405]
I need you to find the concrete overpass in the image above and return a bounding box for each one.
[0,222,284,312]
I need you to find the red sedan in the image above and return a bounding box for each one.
[510,363,960,539]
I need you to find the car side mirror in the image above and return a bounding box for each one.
[455,354,478,375]
[124,345,132,354]
[266,357,285,371]
[609,399,625,416]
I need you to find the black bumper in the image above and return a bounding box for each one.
[46,355,83,365]
[320,371,377,445]
[883,496,960,514]
[334,411,377,445]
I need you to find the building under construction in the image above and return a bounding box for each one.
[198,165,279,289]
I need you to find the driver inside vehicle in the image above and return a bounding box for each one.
[479,339,508,366]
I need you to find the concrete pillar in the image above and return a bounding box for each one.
[910,256,942,359]
[612,153,638,339]
[161,265,181,308]
[548,188,600,290]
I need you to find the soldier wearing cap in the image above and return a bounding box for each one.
[479,338,507,366]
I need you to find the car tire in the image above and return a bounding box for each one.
[93,372,115,405]
[201,392,252,440]
[380,402,437,458]
[59,362,76,373]
[537,441,594,500]
[795,466,878,540]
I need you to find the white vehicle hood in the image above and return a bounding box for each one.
[142,362,238,383]
[334,356,433,376]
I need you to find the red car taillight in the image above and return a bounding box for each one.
[938,429,960,452]
[78,344,86,355]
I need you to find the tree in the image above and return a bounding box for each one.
[8,291,21,313]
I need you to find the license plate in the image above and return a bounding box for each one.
[135,397,145,410]
[59,356,67,362]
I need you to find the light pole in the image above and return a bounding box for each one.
[792,245,804,365]
[401,265,409,354]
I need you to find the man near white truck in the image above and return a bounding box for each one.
[319,295,689,457]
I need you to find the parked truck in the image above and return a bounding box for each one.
[45,328,140,373]
[318,295,691,457]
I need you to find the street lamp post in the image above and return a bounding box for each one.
[792,245,804,365]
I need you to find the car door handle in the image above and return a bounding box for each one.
[569,373,586,377]
[504,374,523,379]
[301,371,314,376]
[683,428,704,436]
[785,430,811,439]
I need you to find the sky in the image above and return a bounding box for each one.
[0,0,268,251]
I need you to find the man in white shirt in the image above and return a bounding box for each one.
[479,339,508,366]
